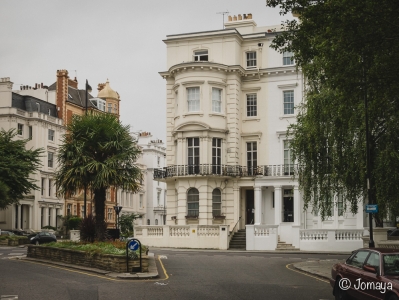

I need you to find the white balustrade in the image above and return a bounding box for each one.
[197,225,219,236]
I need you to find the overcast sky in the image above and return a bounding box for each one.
[0,0,292,142]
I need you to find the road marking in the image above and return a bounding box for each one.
[8,253,25,256]
[288,257,302,260]
[270,257,283,259]
[286,263,329,283]
[158,255,167,259]
[158,255,169,280]
[1,296,18,299]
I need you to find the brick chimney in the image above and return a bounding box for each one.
[56,69,69,121]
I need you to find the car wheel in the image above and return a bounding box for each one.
[388,294,399,300]
[334,280,348,300]
[35,240,39,245]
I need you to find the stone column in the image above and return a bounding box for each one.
[17,205,22,229]
[233,183,240,230]
[29,205,33,231]
[43,206,49,227]
[11,205,16,230]
[274,186,282,232]
[293,186,300,226]
[51,206,57,228]
[254,186,262,225]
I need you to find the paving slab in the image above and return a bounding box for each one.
[292,259,345,280]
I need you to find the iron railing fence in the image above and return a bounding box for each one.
[154,164,297,179]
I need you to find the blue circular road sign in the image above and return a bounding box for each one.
[128,239,139,251]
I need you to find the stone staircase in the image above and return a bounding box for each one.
[229,229,246,249]
[276,236,299,251]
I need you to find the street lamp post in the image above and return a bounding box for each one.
[114,205,123,230]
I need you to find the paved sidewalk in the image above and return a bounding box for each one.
[292,259,345,280]
[16,252,159,280]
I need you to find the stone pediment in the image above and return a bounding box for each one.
[172,121,228,134]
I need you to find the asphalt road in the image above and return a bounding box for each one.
[0,247,347,300]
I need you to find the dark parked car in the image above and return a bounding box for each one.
[330,248,399,300]
[30,232,57,245]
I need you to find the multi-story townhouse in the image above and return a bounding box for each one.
[135,132,166,226]
[142,14,365,251]
[0,77,64,232]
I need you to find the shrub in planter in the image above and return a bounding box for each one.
[67,216,82,230]
[42,225,57,231]
[80,214,96,243]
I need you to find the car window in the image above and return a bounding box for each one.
[365,252,380,268]
[383,254,399,276]
[348,250,370,268]
[39,233,45,236]
[45,233,50,236]
[391,230,399,237]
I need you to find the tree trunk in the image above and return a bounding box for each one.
[93,187,107,241]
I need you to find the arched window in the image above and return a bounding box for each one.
[212,189,222,216]
[147,219,150,225]
[155,219,158,225]
[187,188,199,217]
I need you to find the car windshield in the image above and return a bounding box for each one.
[383,254,399,275]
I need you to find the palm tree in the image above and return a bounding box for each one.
[55,113,142,241]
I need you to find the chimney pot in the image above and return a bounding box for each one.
[233,15,237,21]
[238,14,242,20]
[228,15,232,21]
[248,13,252,19]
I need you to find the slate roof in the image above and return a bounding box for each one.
[11,93,57,117]
[67,86,96,109]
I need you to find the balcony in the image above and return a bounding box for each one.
[153,164,297,179]
[153,206,166,214]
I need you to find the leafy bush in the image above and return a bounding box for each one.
[45,240,148,257]
[42,225,56,231]
[119,212,142,237]
[67,216,82,230]
[80,214,96,243]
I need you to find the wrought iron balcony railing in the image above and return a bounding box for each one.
[153,164,297,179]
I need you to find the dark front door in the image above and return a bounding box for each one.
[246,190,254,225]
[283,196,294,222]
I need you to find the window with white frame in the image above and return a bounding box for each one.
[283,140,294,175]
[283,51,294,65]
[48,152,54,168]
[187,87,200,112]
[246,94,257,117]
[212,88,222,113]
[157,191,161,205]
[155,219,158,225]
[17,123,23,135]
[107,103,112,113]
[147,219,150,225]
[187,188,199,217]
[48,129,54,141]
[246,51,257,68]
[157,156,160,166]
[139,194,143,208]
[107,208,113,220]
[212,138,221,174]
[41,178,45,196]
[48,179,52,197]
[114,104,118,114]
[187,137,200,174]
[67,204,72,215]
[247,142,257,175]
[212,189,222,216]
[283,90,294,115]
[193,50,208,61]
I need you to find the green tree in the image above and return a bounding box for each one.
[0,129,43,209]
[119,212,143,237]
[266,0,399,224]
[56,113,142,240]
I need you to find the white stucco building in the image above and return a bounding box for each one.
[0,78,64,232]
[134,14,365,251]
[136,132,167,226]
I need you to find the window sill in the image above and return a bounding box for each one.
[243,118,260,122]
[183,112,204,118]
[209,113,226,118]
[246,66,258,70]
[279,114,295,120]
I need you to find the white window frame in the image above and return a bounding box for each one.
[17,123,23,136]
[246,94,257,117]
[212,189,222,217]
[48,129,54,141]
[107,208,113,220]
[187,87,200,112]
[283,51,294,65]
[246,51,257,69]
[212,88,222,113]
[187,188,199,217]
[187,137,200,174]
[212,138,222,175]
[283,90,294,115]
[247,142,257,175]
[48,152,54,168]
[283,140,294,175]
[107,103,112,113]
[193,50,208,62]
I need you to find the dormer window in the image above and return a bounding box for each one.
[194,50,208,62]
[90,98,106,112]
[246,51,257,69]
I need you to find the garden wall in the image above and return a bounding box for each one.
[27,245,148,273]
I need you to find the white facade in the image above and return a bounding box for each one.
[135,15,364,251]
[135,132,167,226]
[0,78,64,232]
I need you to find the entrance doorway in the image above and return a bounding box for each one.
[246,190,254,225]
